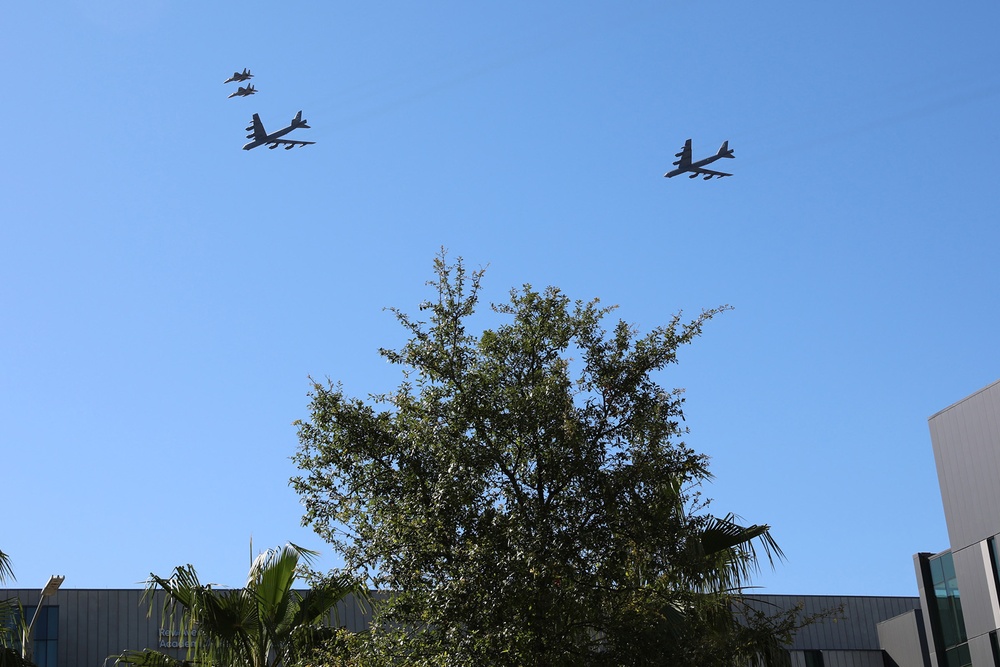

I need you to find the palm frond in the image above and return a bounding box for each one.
[140,543,360,667]
[0,552,13,585]
[113,649,192,667]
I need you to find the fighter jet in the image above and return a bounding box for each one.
[224,68,253,84]
[243,111,315,150]
[228,84,257,98]
[664,139,734,180]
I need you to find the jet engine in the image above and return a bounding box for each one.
[268,144,278,149]
[284,144,294,150]
[246,133,255,139]
[689,173,698,179]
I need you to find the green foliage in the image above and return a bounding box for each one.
[0,551,19,652]
[292,253,800,666]
[114,543,363,667]
[0,551,13,586]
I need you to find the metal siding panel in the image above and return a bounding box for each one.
[127,590,139,654]
[74,591,87,667]
[953,542,995,640]
[107,590,120,663]
[967,633,993,667]
[930,382,1000,552]
[822,596,844,647]
[878,609,931,667]
[111,589,130,660]
[87,591,100,666]
[55,591,69,667]
[96,590,109,666]
[742,595,921,651]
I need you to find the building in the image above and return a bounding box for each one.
[860,379,1000,667]
[1,587,918,667]
[906,380,1000,667]
[0,588,373,667]
[753,595,925,667]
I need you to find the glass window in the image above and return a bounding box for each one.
[929,552,968,649]
[944,642,972,667]
[803,650,824,667]
[21,605,58,667]
[988,537,1000,604]
[989,630,1000,667]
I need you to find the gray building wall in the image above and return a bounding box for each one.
[928,379,1000,666]
[3,588,371,667]
[748,594,922,651]
[929,379,1000,553]
[877,608,930,667]
[3,589,918,667]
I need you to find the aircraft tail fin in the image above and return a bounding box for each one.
[293,110,310,129]
[717,141,734,158]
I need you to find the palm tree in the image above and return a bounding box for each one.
[115,543,364,667]
[0,549,17,649]
[0,551,12,586]
[599,479,800,667]
[0,550,35,667]
[672,514,796,667]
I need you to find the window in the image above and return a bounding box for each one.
[803,650,824,667]
[988,537,1000,604]
[944,643,972,667]
[990,630,1000,667]
[21,605,58,667]
[923,552,971,667]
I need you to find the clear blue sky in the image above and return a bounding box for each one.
[3,1,999,595]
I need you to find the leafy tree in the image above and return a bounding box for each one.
[292,254,798,666]
[114,543,363,667]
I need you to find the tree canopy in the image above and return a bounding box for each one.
[292,254,798,666]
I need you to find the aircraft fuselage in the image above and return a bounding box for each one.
[243,124,300,150]
[665,154,724,178]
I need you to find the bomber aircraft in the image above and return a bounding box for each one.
[224,68,253,84]
[664,139,734,179]
[243,111,315,150]
[228,84,257,98]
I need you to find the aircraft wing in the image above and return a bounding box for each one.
[673,139,693,168]
[247,114,268,141]
[689,166,731,178]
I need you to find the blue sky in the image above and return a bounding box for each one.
[3,1,999,595]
